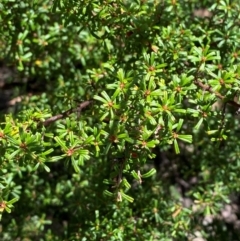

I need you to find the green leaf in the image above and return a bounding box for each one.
[7,197,19,205]
[176,119,184,132]
[206,130,218,135]
[84,135,95,144]
[42,163,50,172]
[174,139,180,154]
[117,68,125,82]
[121,191,134,203]
[131,170,141,180]
[204,205,211,216]
[101,91,112,102]
[78,149,89,157]
[104,143,112,155]
[69,131,75,144]
[42,148,54,156]
[71,157,80,173]
[54,136,67,151]
[122,178,131,189]
[22,52,32,60]
[5,206,11,213]
[103,190,114,197]
[146,140,159,148]
[47,156,64,162]
[9,149,21,159]
[151,89,162,96]
[141,168,156,178]
[33,162,40,171]
[6,136,20,146]
[177,135,192,143]
[194,117,203,130]
[93,95,108,104]
[100,112,109,122]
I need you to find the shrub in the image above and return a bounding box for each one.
[0,0,240,240]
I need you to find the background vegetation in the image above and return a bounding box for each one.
[0,0,240,240]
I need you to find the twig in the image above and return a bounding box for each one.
[194,79,240,108]
[194,79,240,145]
[41,100,93,127]
[194,79,224,99]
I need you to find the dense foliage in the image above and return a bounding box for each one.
[0,0,240,240]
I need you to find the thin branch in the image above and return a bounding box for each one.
[41,100,93,127]
[194,79,240,143]
[194,79,240,108]
[194,79,224,99]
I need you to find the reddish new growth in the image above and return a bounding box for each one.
[67,148,75,156]
[148,66,155,72]
[144,90,151,96]
[131,152,138,158]
[0,132,5,138]
[126,31,134,37]
[109,135,118,143]
[175,86,182,92]
[219,79,224,85]
[20,142,27,150]
[120,82,125,90]
[107,101,114,108]
[141,141,147,148]
[172,132,178,139]
[0,201,6,210]
[232,52,238,59]
[162,105,169,111]
[16,40,22,45]
[202,112,207,118]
